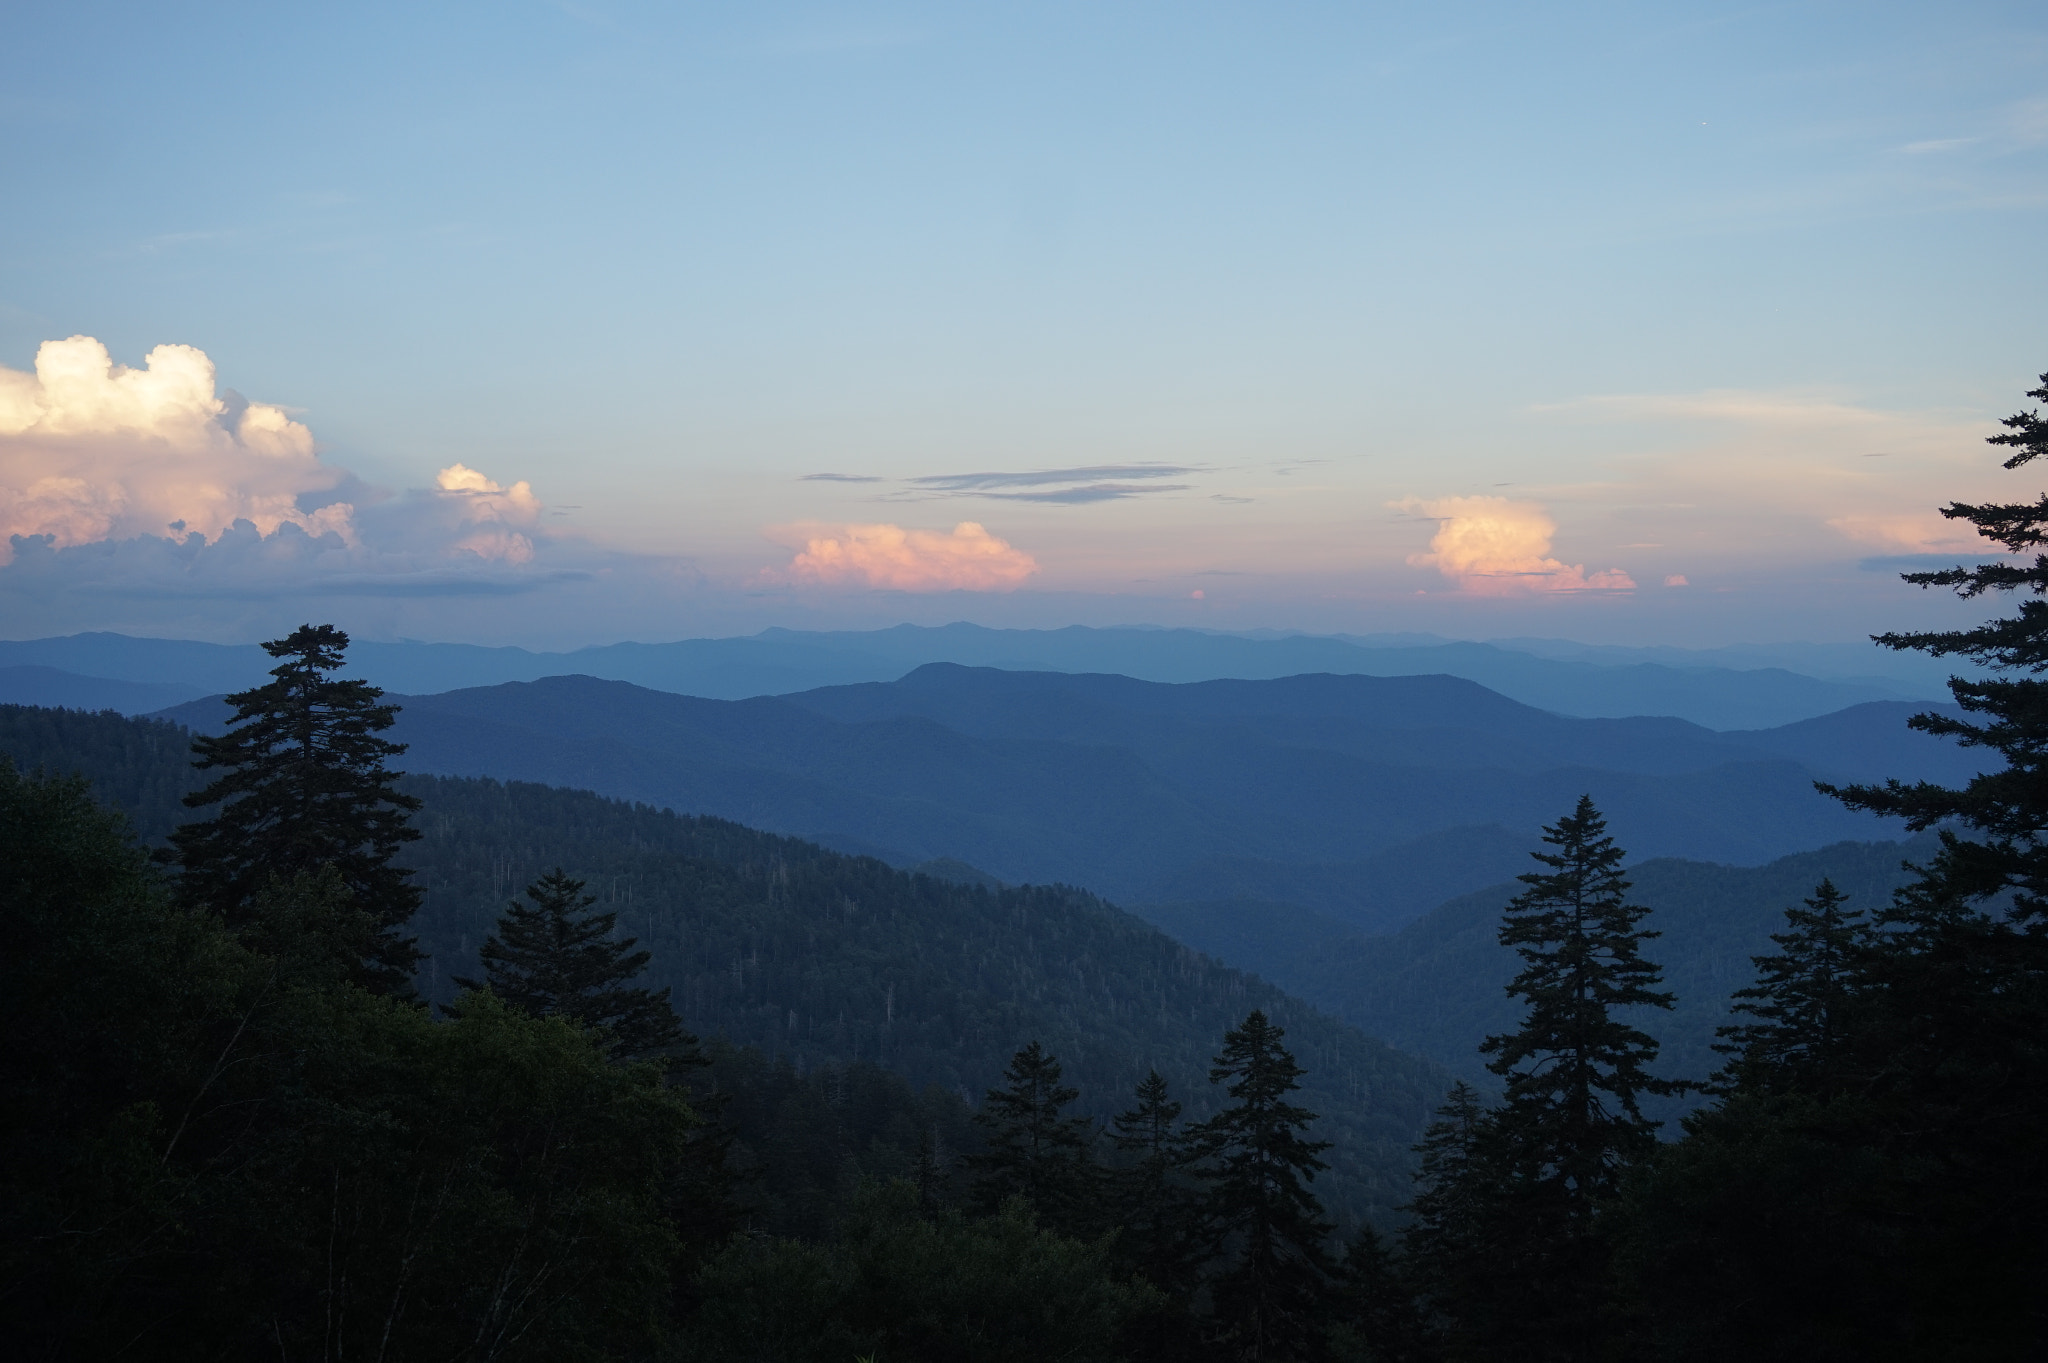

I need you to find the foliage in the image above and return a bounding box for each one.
[1710,878,1867,1092]
[686,1179,1160,1363]
[456,865,691,1060]
[1198,1010,1336,1363]
[965,1041,1100,1232]
[0,758,705,1359]
[1107,1069,1211,1297]
[172,623,424,993]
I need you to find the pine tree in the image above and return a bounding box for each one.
[1107,1069,1208,1294]
[964,1041,1098,1229]
[1712,878,1867,1092]
[1821,369,2048,919]
[1198,1010,1335,1363]
[1328,1226,1435,1363]
[455,867,690,1061]
[1400,1082,1507,1350]
[1476,796,1676,1360]
[172,623,422,993]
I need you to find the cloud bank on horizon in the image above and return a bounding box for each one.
[0,334,2025,647]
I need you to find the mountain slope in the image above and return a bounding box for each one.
[1,702,1449,1225]
[1172,835,1942,1098]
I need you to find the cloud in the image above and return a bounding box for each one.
[1664,574,1689,587]
[1825,513,1978,554]
[777,521,1038,591]
[1901,138,1976,154]
[902,463,1201,503]
[0,336,353,563]
[800,472,883,483]
[434,462,542,563]
[1394,496,1634,594]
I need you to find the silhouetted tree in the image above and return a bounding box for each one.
[1712,878,1867,1092]
[1199,1010,1334,1363]
[965,1041,1098,1230]
[172,623,422,993]
[456,867,690,1062]
[1328,1225,1435,1363]
[1108,1069,1209,1294]
[1476,796,1677,1360]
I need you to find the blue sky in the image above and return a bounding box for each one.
[2,1,2044,646]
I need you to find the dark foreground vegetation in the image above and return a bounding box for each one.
[6,376,2048,1358]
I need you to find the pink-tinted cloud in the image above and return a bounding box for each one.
[1396,496,1634,594]
[435,462,542,563]
[779,521,1038,591]
[0,336,353,562]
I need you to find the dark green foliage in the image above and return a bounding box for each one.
[966,1041,1100,1231]
[457,866,690,1060]
[1711,878,1866,1091]
[1108,1069,1210,1295]
[1419,800,1677,1361]
[1481,797,1678,1184]
[172,623,424,992]
[0,760,704,1360]
[694,1040,980,1241]
[686,1179,1160,1363]
[1327,1226,1435,1363]
[1199,1010,1335,1363]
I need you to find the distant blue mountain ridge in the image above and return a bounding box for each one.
[150,663,1975,935]
[0,623,1956,728]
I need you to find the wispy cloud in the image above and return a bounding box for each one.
[800,472,883,483]
[1900,137,1976,155]
[896,463,1202,504]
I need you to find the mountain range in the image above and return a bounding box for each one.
[156,663,1974,933]
[0,624,1957,729]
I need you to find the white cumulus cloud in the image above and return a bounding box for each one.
[778,521,1038,591]
[0,336,353,563]
[435,461,543,564]
[1395,496,1634,594]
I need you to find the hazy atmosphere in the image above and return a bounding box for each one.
[5,1,2044,647]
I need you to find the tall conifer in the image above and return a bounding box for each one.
[1476,796,1676,1360]
[1198,1010,1334,1363]
[1108,1069,1208,1294]
[965,1041,1098,1229]
[172,623,422,993]
[1712,878,1867,1092]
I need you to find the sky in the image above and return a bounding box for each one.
[2,0,2045,648]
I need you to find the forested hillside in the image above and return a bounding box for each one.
[1153,834,1941,1094]
[0,702,1449,1225]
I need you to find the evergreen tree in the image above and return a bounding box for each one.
[456,867,690,1061]
[1328,1226,1435,1363]
[1822,369,2048,921]
[1198,1010,1335,1363]
[1474,797,1676,1360]
[964,1041,1099,1229]
[1400,1082,1506,1352]
[1107,1069,1209,1294]
[1712,878,1868,1091]
[172,623,422,993]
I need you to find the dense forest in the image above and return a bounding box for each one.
[5,372,2046,1359]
